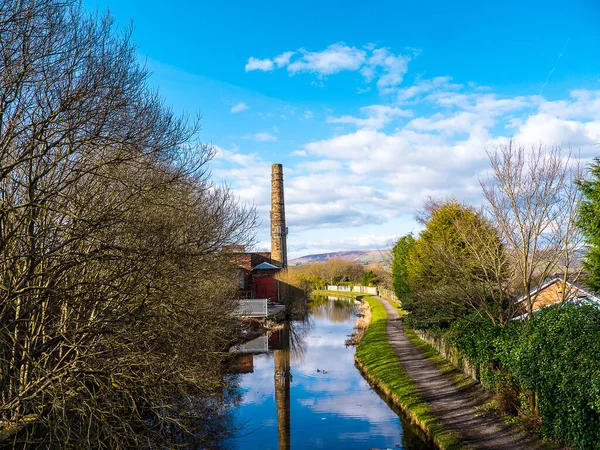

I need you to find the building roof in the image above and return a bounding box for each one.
[513,277,600,320]
[252,262,280,271]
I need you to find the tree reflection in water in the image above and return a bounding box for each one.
[309,295,358,323]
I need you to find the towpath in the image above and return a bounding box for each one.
[376,296,541,450]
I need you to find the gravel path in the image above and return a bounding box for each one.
[377,296,541,450]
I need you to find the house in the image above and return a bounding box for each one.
[514,277,600,319]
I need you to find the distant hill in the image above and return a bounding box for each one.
[289,250,387,267]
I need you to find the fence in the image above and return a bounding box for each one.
[325,284,351,292]
[323,285,401,308]
[234,298,268,317]
[352,285,378,294]
[325,285,378,295]
[378,288,399,304]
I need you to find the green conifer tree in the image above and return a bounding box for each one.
[392,234,415,302]
[578,157,600,292]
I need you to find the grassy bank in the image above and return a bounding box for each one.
[354,296,462,450]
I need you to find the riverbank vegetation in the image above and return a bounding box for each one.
[392,144,600,450]
[0,1,256,447]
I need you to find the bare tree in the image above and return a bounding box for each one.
[480,140,583,319]
[0,1,256,447]
[379,237,398,269]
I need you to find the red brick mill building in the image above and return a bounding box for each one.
[226,246,280,300]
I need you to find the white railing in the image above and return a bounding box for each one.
[323,285,401,305]
[325,285,378,295]
[234,298,268,317]
[325,284,351,292]
[352,285,378,294]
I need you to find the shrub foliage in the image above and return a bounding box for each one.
[449,305,600,449]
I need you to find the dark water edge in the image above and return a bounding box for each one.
[222,295,436,450]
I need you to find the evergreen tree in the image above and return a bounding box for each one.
[578,157,600,292]
[405,201,510,327]
[361,270,378,286]
[392,234,415,302]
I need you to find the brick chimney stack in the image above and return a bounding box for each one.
[271,163,288,269]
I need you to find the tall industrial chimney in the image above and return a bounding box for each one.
[271,163,288,269]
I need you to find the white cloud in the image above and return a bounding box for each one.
[296,234,398,252]
[396,76,463,102]
[304,129,395,160]
[287,201,382,230]
[296,159,343,172]
[245,56,274,72]
[251,132,277,142]
[244,42,417,90]
[514,113,600,149]
[327,104,412,130]
[367,47,411,90]
[240,131,278,142]
[230,101,249,113]
[215,69,600,259]
[274,51,295,68]
[287,43,366,76]
[538,89,600,120]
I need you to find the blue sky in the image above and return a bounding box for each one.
[84,0,600,258]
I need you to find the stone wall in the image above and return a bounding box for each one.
[413,329,480,382]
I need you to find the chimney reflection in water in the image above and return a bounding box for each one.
[274,321,291,450]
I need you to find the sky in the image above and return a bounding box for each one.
[82,0,600,259]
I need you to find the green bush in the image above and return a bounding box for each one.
[448,314,515,389]
[508,304,600,449]
[448,305,600,449]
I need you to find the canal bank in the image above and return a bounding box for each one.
[356,295,545,450]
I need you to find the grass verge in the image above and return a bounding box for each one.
[354,296,463,450]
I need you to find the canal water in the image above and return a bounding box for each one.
[227,295,434,449]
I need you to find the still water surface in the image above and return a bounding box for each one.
[228,296,434,449]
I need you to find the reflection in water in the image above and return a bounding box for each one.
[274,323,291,450]
[228,296,434,449]
[308,295,357,323]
